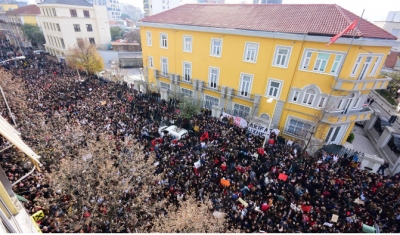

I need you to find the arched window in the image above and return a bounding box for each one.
[302,89,316,105]
[260,113,270,121]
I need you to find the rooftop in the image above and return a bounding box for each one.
[38,0,92,7]
[6,4,40,15]
[141,4,397,40]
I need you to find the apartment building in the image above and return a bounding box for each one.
[375,11,400,70]
[138,4,399,145]
[91,0,121,20]
[38,0,111,61]
[0,4,40,48]
[143,0,180,17]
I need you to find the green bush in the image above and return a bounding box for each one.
[376,89,397,105]
[346,133,355,143]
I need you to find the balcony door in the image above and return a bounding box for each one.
[341,93,355,115]
[358,56,372,80]
[325,124,348,145]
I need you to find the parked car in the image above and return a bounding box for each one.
[158,125,188,140]
[387,133,400,154]
[374,116,390,133]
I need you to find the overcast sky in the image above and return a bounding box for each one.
[89,0,398,22]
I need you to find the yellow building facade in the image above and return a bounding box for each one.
[138,4,399,145]
[0,4,40,48]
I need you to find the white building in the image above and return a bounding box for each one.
[37,0,112,61]
[374,11,400,69]
[91,0,121,20]
[143,0,180,17]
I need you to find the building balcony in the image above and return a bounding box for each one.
[333,75,391,91]
[155,70,169,79]
[232,89,255,101]
[323,106,374,124]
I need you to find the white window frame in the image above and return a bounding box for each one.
[292,91,300,102]
[302,89,316,106]
[301,51,312,69]
[313,53,330,72]
[285,116,313,138]
[351,56,362,77]
[182,61,192,81]
[183,35,192,53]
[238,73,253,97]
[233,103,251,119]
[146,31,152,46]
[148,56,154,68]
[266,78,283,99]
[160,33,168,49]
[272,46,292,68]
[243,42,259,63]
[204,95,219,108]
[208,67,220,89]
[210,38,222,57]
[369,56,382,76]
[161,57,168,76]
[330,54,343,75]
[318,97,326,108]
[336,99,344,110]
[181,88,193,97]
[353,97,360,109]
[160,82,170,90]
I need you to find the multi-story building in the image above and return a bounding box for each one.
[138,4,399,146]
[92,0,121,20]
[374,11,400,70]
[143,0,180,17]
[37,0,111,61]
[0,4,40,48]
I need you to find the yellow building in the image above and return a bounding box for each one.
[0,4,40,48]
[137,4,399,146]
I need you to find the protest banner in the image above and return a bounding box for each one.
[221,112,247,128]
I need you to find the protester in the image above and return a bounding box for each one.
[0,42,400,233]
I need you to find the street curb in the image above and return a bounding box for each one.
[371,90,396,109]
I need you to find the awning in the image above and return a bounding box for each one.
[0,115,42,171]
[15,194,29,203]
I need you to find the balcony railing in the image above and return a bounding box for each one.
[155,70,169,78]
[202,82,221,91]
[333,75,391,91]
[323,106,374,124]
[232,89,255,101]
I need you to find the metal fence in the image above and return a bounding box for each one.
[318,144,365,162]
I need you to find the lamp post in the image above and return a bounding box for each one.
[262,97,277,148]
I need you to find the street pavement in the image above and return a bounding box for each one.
[97,50,142,75]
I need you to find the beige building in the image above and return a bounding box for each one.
[374,11,400,69]
[38,0,112,61]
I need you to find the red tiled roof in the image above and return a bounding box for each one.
[6,4,40,15]
[141,4,396,40]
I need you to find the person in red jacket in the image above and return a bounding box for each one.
[221,162,227,171]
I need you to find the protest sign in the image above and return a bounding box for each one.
[221,112,247,128]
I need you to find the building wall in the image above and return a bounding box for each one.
[21,15,38,25]
[0,4,18,12]
[140,25,393,144]
[374,21,400,51]
[149,0,180,16]
[93,0,121,20]
[38,4,111,59]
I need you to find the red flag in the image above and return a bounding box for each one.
[326,19,359,46]
[200,132,209,142]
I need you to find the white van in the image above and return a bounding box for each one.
[158,125,188,140]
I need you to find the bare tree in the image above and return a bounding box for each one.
[48,136,166,232]
[152,196,228,233]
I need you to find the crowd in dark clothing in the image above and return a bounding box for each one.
[0,42,400,233]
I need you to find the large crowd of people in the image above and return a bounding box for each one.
[0,43,400,233]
